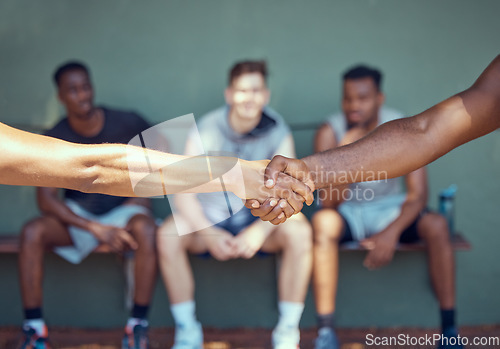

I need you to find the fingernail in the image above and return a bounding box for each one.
[265,179,274,188]
[252,202,259,208]
[278,213,284,219]
[279,201,287,208]
[270,200,277,207]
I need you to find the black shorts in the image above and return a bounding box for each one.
[339,208,430,244]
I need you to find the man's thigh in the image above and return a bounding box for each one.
[162,215,214,255]
[55,201,149,263]
[101,203,151,228]
[259,212,310,253]
[399,210,430,243]
[24,215,73,248]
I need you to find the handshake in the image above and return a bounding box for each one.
[237,155,316,225]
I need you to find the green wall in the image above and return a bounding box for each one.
[1,0,499,328]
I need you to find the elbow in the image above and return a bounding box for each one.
[38,201,52,215]
[413,113,431,136]
[411,113,440,160]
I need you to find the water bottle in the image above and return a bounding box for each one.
[439,184,457,235]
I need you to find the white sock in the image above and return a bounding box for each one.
[276,301,304,330]
[126,317,148,328]
[23,319,46,337]
[170,300,197,328]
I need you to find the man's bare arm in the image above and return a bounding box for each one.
[0,121,313,204]
[265,54,500,190]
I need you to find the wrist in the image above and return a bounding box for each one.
[381,226,402,241]
[225,158,245,195]
[301,157,317,189]
[87,221,102,238]
[228,159,261,199]
[210,157,249,198]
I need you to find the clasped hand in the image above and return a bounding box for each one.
[89,221,138,252]
[202,226,268,260]
[242,156,315,225]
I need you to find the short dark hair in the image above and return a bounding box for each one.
[228,60,268,86]
[53,61,90,87]
[342,65,383,91]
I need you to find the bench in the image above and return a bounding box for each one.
[0,235,117,253]
[0,231,471,309]
[0,232,472,253]
[339,233,471,251]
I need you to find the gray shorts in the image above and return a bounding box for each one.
[54,200,151,264]
[338,193,407,241]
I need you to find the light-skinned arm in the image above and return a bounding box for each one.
[0,121,313,205]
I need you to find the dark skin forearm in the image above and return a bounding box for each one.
[380,168,428,238]
[253,55,500,223]
[303,54,500,189]
[359,168,427,269]
[37,187,96,232]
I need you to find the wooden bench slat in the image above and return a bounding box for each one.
[340,233,471,251]
[0,233,472,253]
[0,236,113,253]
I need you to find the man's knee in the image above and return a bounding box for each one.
[280,216,313,254]
[419,213,451,245]
[312,209,344,243]
[157,217,187,259]
[128,214,157,249]
[20,217,51,249]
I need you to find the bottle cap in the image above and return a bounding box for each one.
[439,184,457,198]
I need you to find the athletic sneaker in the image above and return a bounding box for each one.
[122,320,149,349]
[171,321,203,349]
[272,326,300,349]
[20,325,50,349]
[438,327,463,349]
[314,327,340,349]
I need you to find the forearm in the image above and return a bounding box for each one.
[0,122,246,197]
[50,142,263,201]
[110,145,247,197]
[39,195,97,233]
[384,197,426,238]
[302,116,432,188]
[44,143,247,199]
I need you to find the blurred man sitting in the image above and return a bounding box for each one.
[311,65,460,349]
[157,60,312,349]
[18,61,157,349]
